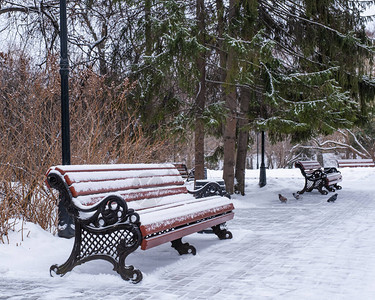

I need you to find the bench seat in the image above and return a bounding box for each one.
[46,163,234,283]
[139,199,234,250]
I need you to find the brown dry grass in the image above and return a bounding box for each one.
[0,52,167,243]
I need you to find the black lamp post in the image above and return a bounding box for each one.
[259,131,267,187]
[256,132,259,169]
[60,0,70,166]
[58,0,74,238]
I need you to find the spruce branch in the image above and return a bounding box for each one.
[267,2,375,53]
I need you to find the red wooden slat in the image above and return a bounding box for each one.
[81,186,188,206]
[140,212,235,250]
[55,166,177,175]
[64,173,181,186]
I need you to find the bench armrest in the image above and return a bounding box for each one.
[305,169,326,180]
[324,167,340,174]
[188,182,230,199]
[79,195,140,228]
[46,171,78,217]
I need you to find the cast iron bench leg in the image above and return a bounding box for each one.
[50,196,143,283]
[171,238,197,255]
[212,224,233,240]
[50,221,143,283]
[298,179,313,194]
[317,184,328,195]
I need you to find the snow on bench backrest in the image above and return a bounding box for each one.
[47,163,187,207]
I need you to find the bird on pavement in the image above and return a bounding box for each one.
[279,194,287,203]
[327,193,338,203]
[293,192,302,200]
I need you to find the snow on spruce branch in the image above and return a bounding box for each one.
[270,2,375,53]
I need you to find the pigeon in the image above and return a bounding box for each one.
[293,192,302,200]
[278,194,287,203]
[327,193,338,203]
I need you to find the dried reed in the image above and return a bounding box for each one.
[0,52,167,243]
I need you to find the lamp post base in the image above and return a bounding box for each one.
[259,165,267,187]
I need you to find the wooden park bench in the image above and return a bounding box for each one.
[337,159,375,168]
[295,160,342,195]
[45,163,234,283]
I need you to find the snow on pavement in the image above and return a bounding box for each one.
[1,167,375,299]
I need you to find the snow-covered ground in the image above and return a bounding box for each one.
[1,167,375,299]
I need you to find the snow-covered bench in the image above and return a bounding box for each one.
[337,159,375,168]
[295,161,342,195]
[45,164,234,283]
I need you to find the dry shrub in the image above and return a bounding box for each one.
[0,52,165,243]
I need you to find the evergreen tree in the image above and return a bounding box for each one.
[222,0,240,194]
[112,1,200,135]
[216,0,375,194]
[254,0,375,140]
[194,0,207,180]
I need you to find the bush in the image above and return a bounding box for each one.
[0,52,165,243]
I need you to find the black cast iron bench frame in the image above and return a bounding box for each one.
[295,160,342,195]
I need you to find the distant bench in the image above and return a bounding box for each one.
[195,179,228,198]
[173,163,189,179]
[173,163,207,182]
[295,160,342,195]
[337,159,375,168]
[46,163,234,283]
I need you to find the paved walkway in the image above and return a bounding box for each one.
[1,170,375,299]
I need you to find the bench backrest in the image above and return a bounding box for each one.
[46,164,187,208]
[295,160,322,174]
[337,159,375,168]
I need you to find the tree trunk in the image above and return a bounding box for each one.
[216,0,226,83]
[98,22,108,76]
[194,0,206,181]
[223,88,237,194]
[145,0,152,56]
[235,86,250,195]
[222,0,238,194]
